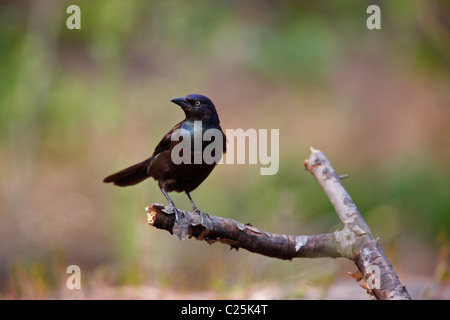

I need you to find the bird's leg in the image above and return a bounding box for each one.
[186,192,201,214]
[161,188,183,221]
[161,188,190,239]
[186,191,204,226]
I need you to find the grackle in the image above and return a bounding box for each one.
[103,94,226,221]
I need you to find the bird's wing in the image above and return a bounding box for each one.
[152,120,184,156]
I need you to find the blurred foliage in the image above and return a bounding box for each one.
[1,0,449,298]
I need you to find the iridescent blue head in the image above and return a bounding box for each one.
[170,94,220,126]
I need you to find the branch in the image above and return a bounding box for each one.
[146,204,342,260]
[144,147,411,300]
[304,147,411,300]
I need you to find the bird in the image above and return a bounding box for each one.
[103,94,226,221]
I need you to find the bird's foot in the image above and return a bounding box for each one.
[172,206,185,222]
[171,207,191,240]
[191,206,201,215]
[164,201,206,239]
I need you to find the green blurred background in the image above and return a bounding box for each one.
[1,0,449,299]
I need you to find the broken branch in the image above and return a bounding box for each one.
[146,204,342,260]
[144,147,412,300]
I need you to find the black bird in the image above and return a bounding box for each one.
[103,94,226,220]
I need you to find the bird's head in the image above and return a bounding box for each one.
[170,94,220,125]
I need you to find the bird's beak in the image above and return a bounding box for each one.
[170,96,190,110]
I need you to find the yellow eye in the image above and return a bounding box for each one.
[194,100,201,106]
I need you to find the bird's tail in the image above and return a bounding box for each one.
[103,158,152,186]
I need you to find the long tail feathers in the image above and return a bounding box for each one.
[103,158,151,186]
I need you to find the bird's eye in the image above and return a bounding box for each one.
[194,100,201,107]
